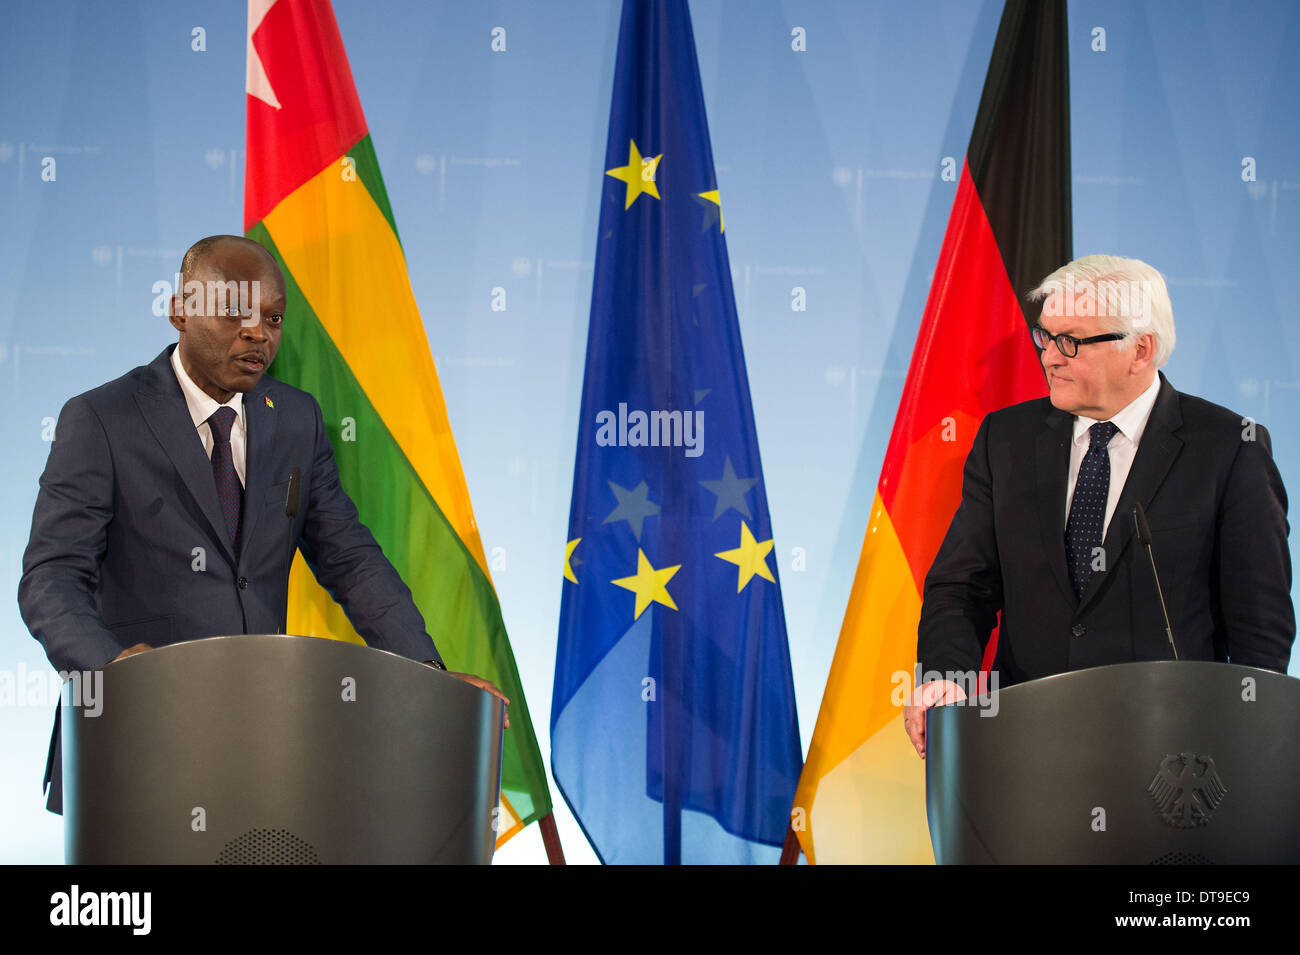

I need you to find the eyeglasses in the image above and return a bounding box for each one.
[1031,326,1126,358]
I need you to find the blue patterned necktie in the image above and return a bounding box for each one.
[1065,420,1119,599]
[208,406,242,560]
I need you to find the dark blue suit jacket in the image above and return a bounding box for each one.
[19,344,443,812]
[919,372,1295,684]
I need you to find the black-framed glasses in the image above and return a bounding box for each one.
[1031,326,1126,358]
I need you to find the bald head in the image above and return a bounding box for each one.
[180,235,281,290]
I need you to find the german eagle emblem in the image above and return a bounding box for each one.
[1148,752,1227,828]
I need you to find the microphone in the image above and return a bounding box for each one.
[280,467,301,635]
[1132,502,1179,661]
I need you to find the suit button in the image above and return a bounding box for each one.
[1072,623,1086,637]
[238,577,249,590]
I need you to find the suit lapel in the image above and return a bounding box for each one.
[1078,373,1184,611]
[1035,405,1077,607]
[239,378,280,560]
[135,346,236,564]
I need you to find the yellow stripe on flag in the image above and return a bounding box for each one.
[287,551,365,644]
[792,494,928,863]
[809,719,935,864]
[263,166,491,580]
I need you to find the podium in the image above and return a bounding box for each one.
[61,634,505,864]
[925,661,1300,864]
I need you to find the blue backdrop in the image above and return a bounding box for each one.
[1,0,1295,864]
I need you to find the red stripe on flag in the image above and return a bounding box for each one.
[244,0,369,230]
[878,159,1045,593]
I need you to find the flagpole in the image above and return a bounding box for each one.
[537,811,566,865]
[778,822,800,864]
[663,621,683,865]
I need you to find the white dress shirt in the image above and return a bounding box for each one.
[1064,373,1161,538]
[171,346,246,487]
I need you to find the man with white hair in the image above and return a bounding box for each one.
[905,254,1294,758]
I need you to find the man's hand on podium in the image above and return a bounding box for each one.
[424,663,511,729]
[111,643,152,663]
[903,679,967,759]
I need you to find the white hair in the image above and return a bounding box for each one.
[1028,254,1176,368]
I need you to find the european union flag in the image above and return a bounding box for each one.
[551,0,802,865]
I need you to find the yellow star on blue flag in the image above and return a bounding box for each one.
[605,139,662,209]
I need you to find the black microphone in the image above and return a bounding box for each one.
[280,467,301,635]
[1132,502,1179,661]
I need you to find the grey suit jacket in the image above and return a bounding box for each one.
[19,344,443,812]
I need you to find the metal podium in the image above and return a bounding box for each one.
[61,634,505,864]
[925,661,1300,864]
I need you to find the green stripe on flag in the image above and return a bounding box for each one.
[345,135,401,248]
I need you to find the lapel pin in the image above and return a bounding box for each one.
[265,395,275,409]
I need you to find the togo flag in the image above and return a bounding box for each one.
[242,0,550,846]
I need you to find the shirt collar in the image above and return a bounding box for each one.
[1071,373,1161,446]
[170,345,244,430]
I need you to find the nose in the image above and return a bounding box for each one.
[1041,340,1066,367]
[240,315,268,341]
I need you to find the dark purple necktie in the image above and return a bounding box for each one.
[1064,420,1119,599]
[208,406,243,559]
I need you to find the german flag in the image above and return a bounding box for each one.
[789,0,1071,864]
[243,0,551,847]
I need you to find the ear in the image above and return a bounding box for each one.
[1131,331,1155,372]
[167,293,185,333]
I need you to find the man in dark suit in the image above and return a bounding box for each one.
[19,235,507,811]
[905,255,1294,758]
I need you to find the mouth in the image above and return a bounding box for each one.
[234,353,267,373]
